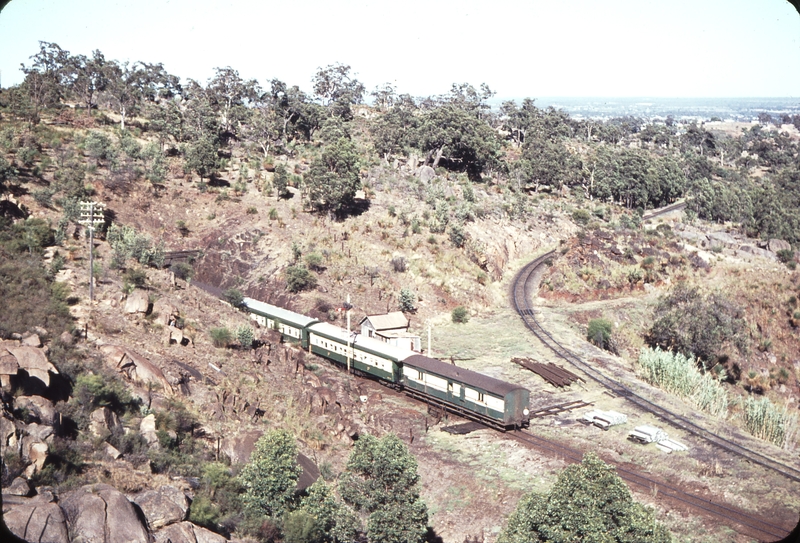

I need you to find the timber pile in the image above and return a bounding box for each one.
[511,357,583,387]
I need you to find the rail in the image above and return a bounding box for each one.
[511,250,800,485]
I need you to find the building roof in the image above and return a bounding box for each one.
[404,355,527,397]
[243,298,318,327]
[359,311,409,331]
[376,330,421,340]
[308,322,416,360]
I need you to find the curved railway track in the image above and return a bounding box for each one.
[508,429,791,541]
[511,250,800,485]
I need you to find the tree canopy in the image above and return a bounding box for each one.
[237,429,302,520]
[498,453,672,543]
[339,433,429,543]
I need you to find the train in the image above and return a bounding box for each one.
[244,297,531,430]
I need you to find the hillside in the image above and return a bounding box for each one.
[1,57,800,543]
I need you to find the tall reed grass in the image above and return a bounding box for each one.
[743,396,797,448]
[637,347,729,418]
[638,347,797,448]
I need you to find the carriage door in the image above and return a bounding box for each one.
[447,382,453,399]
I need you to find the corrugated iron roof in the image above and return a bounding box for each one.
[359,311,409,331]
[243,298,318,327]
[404,355,527,397]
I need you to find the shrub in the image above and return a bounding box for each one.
[448,223,466,248]
[398,288,416,313]
[171,262,193,281]
[572,209,591,225]
[210,327,232,348]
[451,306,469,324]
[235,324,254,350]
[107,224,165,268]
[246,206,258,215]
[286,265,317,293]
[776,248,794,264]
[304,252,324,271]
[223,288,245,309]
[268,208,279,220]
[587,318,613,350]
[647,284,747,363]
[123,268,147,292]
[390,256,407,273]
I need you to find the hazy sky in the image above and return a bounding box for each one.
[0,0,798,99]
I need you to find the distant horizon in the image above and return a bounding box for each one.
[1,0,798,98]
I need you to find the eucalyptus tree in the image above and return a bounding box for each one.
[20,41,71,112]
[312,63,365,119]
[206,67,258,141]
[65,50,109,113]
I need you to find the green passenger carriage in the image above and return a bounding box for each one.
[243,298,318,349]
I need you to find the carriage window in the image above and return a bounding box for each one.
[478,392,484,402]
[447,383,453,394]
[417,370,423,380]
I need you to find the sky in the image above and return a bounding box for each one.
[0,0,798,99]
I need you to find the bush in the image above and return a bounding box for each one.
[223,288,245,309]
[451,306,469,324]
[235,324,254,350]
[210,327,232,348]
[448,223,466,248]
[107,224,164,268]
[572,209,591,225]
[587,318,613,350]
[171,262,193,281]
[304,252,324,271]
[647,283,747,363]
[286,265,317,293]
[398,288,416,313]
[390,256,407,273]
[123,268,147,292]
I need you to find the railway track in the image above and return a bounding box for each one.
[511,250,800,485]
[508,429,792,542]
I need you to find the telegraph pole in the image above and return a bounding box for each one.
[79,201,105,302]
[346,294,351,374]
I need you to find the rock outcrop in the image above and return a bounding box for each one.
[2,494,70,543]
[0,344,59,387]
[153,521,227,543]
[99,344,173,393]
[132,485,189,530]
[61,483,150,543]
[124,289,150,314]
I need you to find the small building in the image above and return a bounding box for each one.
[359,312,421,352]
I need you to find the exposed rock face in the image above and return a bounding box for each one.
[152,298,180,327]
[89,406,122,438]
[124,289,150,314]
[417,165,436,183]
[133,485,189,530]
[1,345,59,387]
[221,429,262,464]
[21,333,42,347]
[6,476,31,496]
[16,395,58,426]
[2,496,70,543]
[140,413,159,446]
[0,413,16,448]
[99,344,173,393]
[153,521,228,543]
[768,238,792,253]
[61,483,150,543]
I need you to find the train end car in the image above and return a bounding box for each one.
[402,355,530,430]
[307,322,415,383]
[243,298,319,348]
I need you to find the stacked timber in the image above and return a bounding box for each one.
[511,357,583,387]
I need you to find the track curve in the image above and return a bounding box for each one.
[511,251,800,485]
